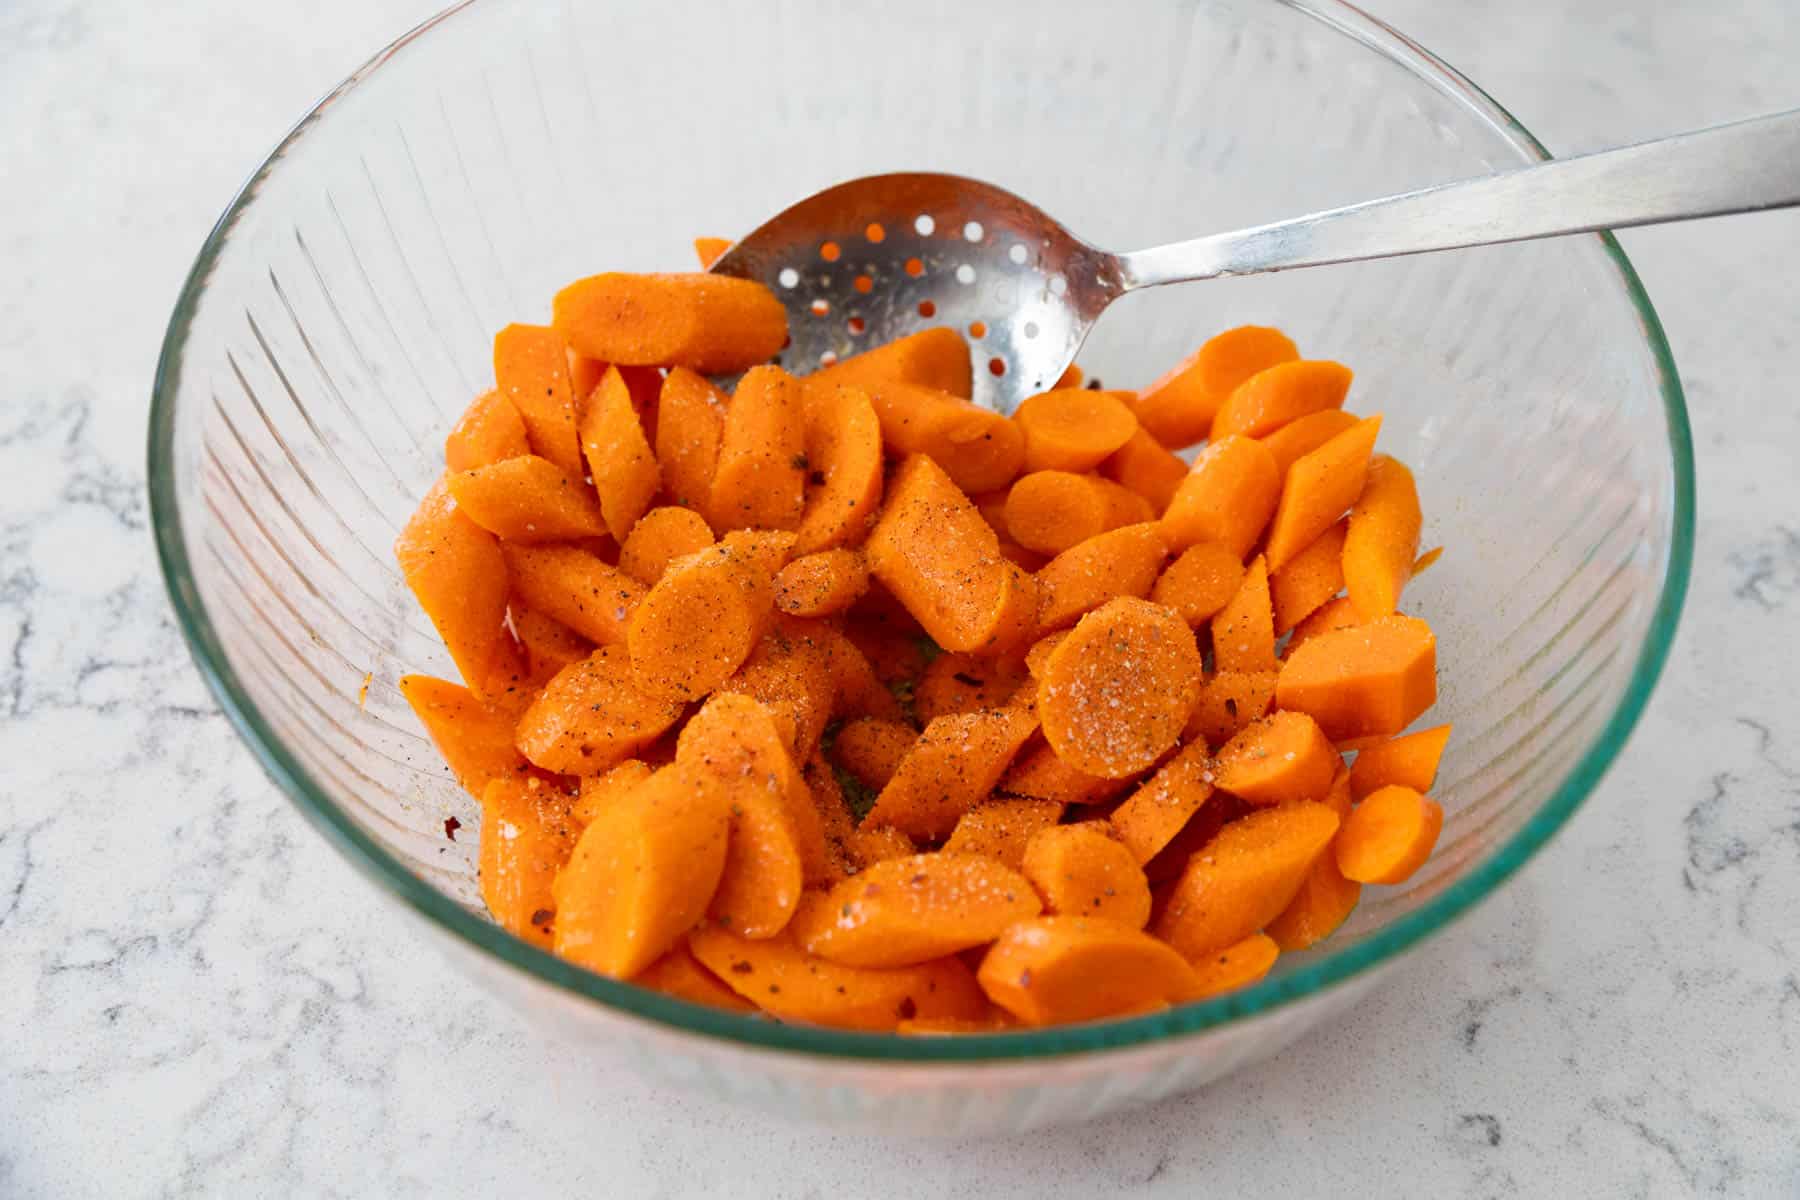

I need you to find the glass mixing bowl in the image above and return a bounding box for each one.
[148,0,1692,1134]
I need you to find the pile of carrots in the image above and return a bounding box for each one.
[394,249,1451,1033]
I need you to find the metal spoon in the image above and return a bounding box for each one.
[711,108,1800,413]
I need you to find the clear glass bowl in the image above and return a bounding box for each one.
[148,0,1692,1134]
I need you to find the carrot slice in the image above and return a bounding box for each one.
[1349,723,1452,800]
[478,777,578,949]
[1021,824,1152,928]
[794,384,884,553]
[553,763,731,976]
[1150,801,1340,959]
[1213,710,1337,806]
[1271,518,1347,634]
[634,941,754,1011]
[575,366,661,541]
[710,364,806,531]
[942,797,1065,869]
[714,621,838,759]
[913,652,1030,723]
[1264,823,1361,951]
[1343,454,1422,620]
[1276,614,1437,740]
[1285,594,1361,654]
[1001,740,1132,807]
[775,548,870,618]
[1262,414,1381,571]
[396,478,521,703]
[802,753,858,883]
[1258,408,1359,475]
[791,852,1041,967]
[511,605,593,687]
[399,674,530,799]
[1023,630,1070,680]
[494,323,583,480]
[1151,541,1246,629]
[618,506,715,586]
[1033,523,1169,634]
[1185,933,1280,998]
[1183,670,1278,745]
[898,1012,1015,1035]
[1015,388,1139,473]
[514,645,684,774]
[653,367,727,517]
[1107,740,1216,865]
[805,326,973,400]
[1159,435,1281,559]
[862,380,1026,494]
[689,924,986,1031]
[1210,360,1353,440]
[1412,546,1444,577]
[566,349,605,411]
[502,542,643,646]
[1336,785,1444,885]
[1131,326,1300,450]
[692,236,731,269]
[865,705,1041,839]
[445,389,530,472]
[626,539,780,701]
[569,759,654,829]
[814,624,907,723]
[977,916,1197,1026]
[844,824,916,869]
[1100,427,1190,513]
[1039,597,1201,779]
[831,718,920,793]
[1211,554,1276,673]
[552,272,787,373]
[1003,470,1121,557]
[446,454,606,542]
[1141,791,1250,886]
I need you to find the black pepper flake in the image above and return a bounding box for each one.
[768,984,782,994]
[443,816,461,841]
[1019,968,1034,988]
[730,960,754,974]
[896,996,917,1020]
[809,469,827,487]
[790,453,810,471]
[952,671,984,688]
[1085,378,1103,390]
[529,908,553,928]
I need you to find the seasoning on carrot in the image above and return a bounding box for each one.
[514,645,685,774]
[1021,824,1153,928]
[1014,388,1140,473]
[977,916,1198,1026]
[1183,670,1279,745]
[627,539,780,701]
[794,384,884,553]
[511,606,593,687]
[775,548,870,618]
[1212,710,1338,806]
[1211,555,1277,673]
[1107,739,1215,865]
[1000,740,1133,807]
[1185,932,1280,998]
[1133,326,1299,450]
[503,542,644,647]
[1033,523,1169,634]
[1159,435,1281,559]
[710,365,807,532]
[1038,597,1202,779]
[494,323,584,480]
[580,366,662,541]
[619,506,716,586]
[792,853,1042,967]
[445,389,530,472]
[478,777,577,949]
[552,272,788,373]
[864,704,1040,839]
[1343,454,1423,620]
[941,797,1065,869]
[654,367,727,517]
[446,454,607,542]
[862,380,1025,494]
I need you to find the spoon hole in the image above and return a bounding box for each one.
[820,241,842,262]
[917,299,937,318]
[968,321,987,339]
[904,257,925,278]
[847,317,866,335]
[819,350,839,367]
[988,357,1006,376]
[853,274,874,294]
[955,264,976,285]
[865,222,886,243]
[1009,244,1029,265]
[1049,275,1068,296]
[914,214,935,236]
[963,221,985,243]
[1023,320,1039,339]
[810,299,830,316]
[778,267,800,288]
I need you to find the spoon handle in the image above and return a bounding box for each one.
[1117,108,1800,288]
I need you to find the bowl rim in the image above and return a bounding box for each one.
[147,0,1694,1063]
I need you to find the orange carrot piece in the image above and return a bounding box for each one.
[511,605,593,687]
[1141,791,1249,886]
[1344,454,1422,620]
[862,380,1026,494]
[866,454,1038,654]
[1001,740,1132,807]
[1262,414,1381,571]
[552,272,787,373]
[714,621,838,759]
[689,924,986,1031]
[398,674,530,799]
[1185,933,1280,998]
[1349,723,1452,800]
[445,389,531,472]
[1024,630,1070,679]
[709,364,806,531]
[1015,388,1140,473]
[794,384,884,553]
[502,542,643,647]
[494,323,583,480]
[634,941,754,1011]
[653,367,727,517]
[1336,785,1444,885]
[791,852,1042,967]
[1258,408,1360,475]
[913,652,1030,723]
[1213,710,1336,806]
[626,538,780,701]
[844,824,916,869]
[478,777,577,949]
[575,366,661,541]
[832,716,921,791]
[970,489,1012,541]
[446,454,606,542]
[1264,813,1361,951]
[1000,469,1135,558]
[977,916,1197,1026]
[1100,427,1190,513]
[692,236,731,269]
[1183,670,1278,745]
[843,613,929,680]
[865,705,1041,839]
[618,506,715,586]
[898,1011,1015,1035]
[802,753,858,883]
[942,797,1065,869]
[566,349,605,411]
[1160,435,1281,559]
[1271,519,1347,634]
[553,763,732,976]
[395,478,521,703]
[805,326,973,400]
[775,549,870,618]
[1054,364,1085,389]
[1107,740,1216,865]
[514,645,684,774]
[1098,477,1155,528]
[1021,824,1152,928]
[1151,801,1340,959]
[1211,554,1276,673]
[1040,597,1201,779]
[814,627,907,723]
[1276,614,1437,740]
[1131,326,1300,450]
[1033,522,1170,634]
[1285,594,1361,654]
[1211,359,1353,441]
[569,759,654,829]
[1412,546,1444,577]
[1151,541,1246,629]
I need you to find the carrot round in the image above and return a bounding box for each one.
[1015,388,1139,473]
[863,380,1025,494]
[844,824,917,869]
[913,651,1030,722]
[1213,710,1337,806]
[1001,740,1132,807]
[1034,522,1170,635]
[653,367,727,517]
[1211,554,1276,673]
[1151,541,1246,628]
[1186,932,1280,998]
[1132,326,1299,450]
[1107,739,1216,865]
[977,916,1198,1026]
[1210,359,1353,441]
[1271,518,1347,634]
[1159,435,1281,559]
[578,366,662,541]
[396,478,521,703]
[619,506,715,586]
[493,323,583,480]
[626,540,777,701]
[1262,414,1381,571]
[1349,723,1452,800]
[1336,785,1444,885]
[942,797,1065,869]
[478,777,578,949]
[569,759,654,830]
[552,272,787,373]
[864,704,1041,839]
[511,606,594,687]
[1183,669,1279,745]
[775,548,870,618]
[1039,597,1201,779]
[791,852,1041,967]
[692,236,732,269]
[1100,427,1190,513]
[1343,454,1423,620]
[634,942,754,1011]
[445,389,530,472]
[514,645,684,774]
[1276,614,1437,740]
[447,454,606,542]
[794,384,884,554]
[399,674,529,800]
[1098,476,1155,528]
[1258,408,1359,475]
[714,621,838,759]
[710,365,807,532]
[503,542,644,647]
[805,326,973,400]
[1021,824,1152,928]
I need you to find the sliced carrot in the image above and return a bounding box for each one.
[941,797,1065,869]
[709,364,806,531]
[791,852,1041,967]
[566,349,606,410]
[1264,819,1361,952]
[514,645,684,774]
[1159,435,1281,559]
[1100,427,1190,513]
[714,621,838,759]
[865,454,1038,654]
[1141,791,1250,886]
[1015,388,1139,473]
[626,538,780,701]
[848,576,927,640]
[844,824,916,869]
[1349,723,1452,800]
[794,384,884,553]
[1276,614,1437,740]
[1001,470,1132,558]
[1039,597,1201,779]
[1107,740,1215,865]
[618,506,715,586]
[1024,630,1070,679]
[977,916,1197,1026]
[478,777,577,949]
[913,652,1029,723]
[653,367,727,517]
[1151,541,1246,629]
[1054,364,1084,389]
[1211,554,1276,673]
[1021,824,1152,928]
[446,455,606,542]
[970,489,1012,541]
[802,753,858,883]
[493,323,583,480]
[718,527,799,580]
[864,704,1040,839]
[863,381,1025,494]
[552,272,787,373]
[1150,801,1340,959]
[445,389,530,472]
[1336,785,1444,885]
[575,366,661,541]
[1211,359,1353,440]
[1412,545,1444,577]
[511,605,593,687]
[1271,518,1347,634]
[1001,740,1132,807]
[399,674,530,799]
[1262,414,1381,571]
[1182,669,1278,745]
[775,548,870,618]
[1285,594,1361,654]
[634,941,754,1011]
[1131,326,1300,450]
[1033,522,1169,635]
[1185,932,1280,998]
[569,758,654,829]
[1099,477,1155,526]
[689,924,986,1031]
[807,326,973,399]
[1344,453,1422,620]
[395,478,521,703]
[502,542,643,646]
[1213,710,1337,806]
[692,235,731,269]
[1258,408,1359,475]
[813,626,907,723]
[842,615,929,683]
[898,1012,1015,1035]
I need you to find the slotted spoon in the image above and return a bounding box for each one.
[711,108,1800,413]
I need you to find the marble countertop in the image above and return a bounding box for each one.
[5,0,1798,1194]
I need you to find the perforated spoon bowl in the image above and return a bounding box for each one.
[711,109,1800,414]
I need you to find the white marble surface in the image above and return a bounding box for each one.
[4,0,1799,1194]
